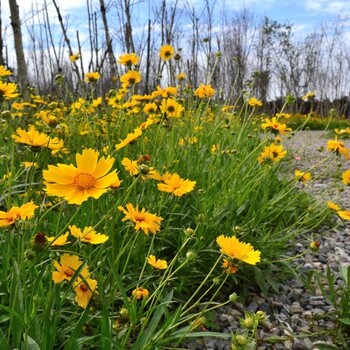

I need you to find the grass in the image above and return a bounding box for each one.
[0,65,349,348]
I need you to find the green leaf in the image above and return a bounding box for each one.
[23,335,41,350]
[339,318,350,325]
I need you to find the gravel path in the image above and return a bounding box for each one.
[187,131,350,350]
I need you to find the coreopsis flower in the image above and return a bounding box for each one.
[337,210,350,221]
[342,170,350,185]
[194,84,215,98]
[335,127,350,137]
[0,81,19,99]
[118,203,162,235]
[12,125,64,153]
[176,72,186,81]
[143,102,158,115]
[0,201,38,227]
[327,139,350,160]
[115,127,142,150]
[147,255,168,269]
[152,86,178,98]
[327,201,341,211]
[295,169,312,182]
[0,65,13,78]
[120,70,141,87]
[160,98,184,118]
[74,277,98,308]
[118,53,140,67]
[52,254,90,283]
[21,161,38,169]
[109,173,123,189]
[216,235,261,265]
[69,225,109,244]
[69,52,81,62]
[157,173,196,196]
[258,144,287,164]
[47,232,71,246]
[122,157,139,176]
[43,148,119,205]
[132,287,149,299]
[84,71,100,83]
[248,97,262,107]
[261,117,292,135]
[159,44,175,61]
[301,90,316,101]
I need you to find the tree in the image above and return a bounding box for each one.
[9,0,28,88]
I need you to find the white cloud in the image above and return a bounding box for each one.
[304,0,350,14]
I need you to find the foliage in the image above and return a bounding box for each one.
[0,60,348,349]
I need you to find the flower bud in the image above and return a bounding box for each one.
[242,317,255,329]
[235,334,247,346]
[1,110,12,118]
[229,292,238,302]
[212,277,221,285]
[186,251,197,261]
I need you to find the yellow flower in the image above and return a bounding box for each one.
[143,102,158,115]
[43,148,119,205]
[342,170,350,185]
[194,84,215,98]
[73,277,98,308]
[12,125,64,153]
[0,201,38,227]
[327,201,341,211]
[248,97,262,107]
[84,72,100,83]
[216,235,261,265]
[301,90,316,101]
[335,127,350,136]
[261,117,292,135]
[176,72,186,81]
[159,44,175,61]
[69,52,81,62]
[152,86,178,98]
[118,53,140,67]
[118,203,162,235]
[132,287,149,299]
[160,98,184,118]
[121,157,139,176]
[147,255,168,269]
[47,232,71,246]
[258,143,287,164]
[0,81,19,99]
[0,65,13,78]
[337,210,350,221]
[295,169,312,182]
[115,127,142,150]
[327,139,350,160]
[109,173,123,189]
[157,173,196,196]
[21,161,38,168]
[69,225,109,244]
[52,254,90,283]
[120,70,141,87]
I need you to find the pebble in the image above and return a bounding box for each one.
[185,132,350,349]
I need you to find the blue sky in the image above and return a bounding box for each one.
[1,0,349,64]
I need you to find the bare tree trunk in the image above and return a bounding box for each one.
[0,0,5,66]
[99,0,117,78]
[9,0,28,88]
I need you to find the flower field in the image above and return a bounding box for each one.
[0,51,350,349]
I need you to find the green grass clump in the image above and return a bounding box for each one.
[0,69,347,348]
